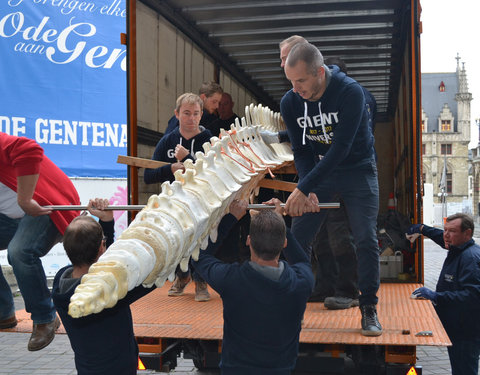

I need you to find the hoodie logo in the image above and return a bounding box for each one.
[444,273,454,282]
[296,113,339,129]
[296,113,338,145]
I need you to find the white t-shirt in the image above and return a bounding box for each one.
[0,182,25,219]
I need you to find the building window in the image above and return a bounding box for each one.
[422,144,426,155]
[447,173,452,194]
[421,120,425,132]
[422,173,426,183]
[441,144,452,155]
[441,120,451,131]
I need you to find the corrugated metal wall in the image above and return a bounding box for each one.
[136,1,257,202]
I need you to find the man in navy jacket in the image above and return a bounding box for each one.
[52,199,155,375]
[409,213,480,375]
[192,199,314,375]
[279,42,381,336]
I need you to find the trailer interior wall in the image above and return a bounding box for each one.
[135,1,257,204]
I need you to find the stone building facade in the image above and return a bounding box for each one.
[421,56,472,208]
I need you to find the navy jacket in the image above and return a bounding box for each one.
[192,214,314,374]
[143,126,212,184]
[421,225,480,341]
[51,220,155,375]
[280,65,375,195]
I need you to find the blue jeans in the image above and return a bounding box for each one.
[0,213,61,323]
[448,339,480,375]
[292,156,380,306]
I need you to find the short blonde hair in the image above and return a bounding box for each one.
[175,93,204,112]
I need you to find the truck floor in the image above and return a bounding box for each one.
[3,283,450,347]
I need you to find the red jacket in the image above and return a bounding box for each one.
[0,133,80,234]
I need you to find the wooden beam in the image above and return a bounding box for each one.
[117,155,170,169]
[257,178,296,192]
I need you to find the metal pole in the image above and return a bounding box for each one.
[44,203,340,211]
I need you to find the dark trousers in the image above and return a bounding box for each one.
[292,156,380,306]
[312,200,358,299]
[448,339,480,375]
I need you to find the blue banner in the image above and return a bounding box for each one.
[0,0,127,177]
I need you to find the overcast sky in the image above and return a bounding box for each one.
[420,0,480,147]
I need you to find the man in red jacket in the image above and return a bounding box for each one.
[0,133,80,351]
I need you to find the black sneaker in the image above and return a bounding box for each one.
[360,304,383,336]
[324,296,354,310]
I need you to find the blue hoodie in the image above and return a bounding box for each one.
[192,214,314,374]
[280,65,375,195]
[143,126,212,184]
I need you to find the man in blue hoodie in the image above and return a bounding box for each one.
[144,92,213,302]
[280,42,382,336]
[408,214,480,375]
[192,199,314,375]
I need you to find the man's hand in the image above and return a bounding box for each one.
[412,287,437,301]
[262,197,285,216]
[18,199,51,217]
[87,198,113,222]
[229,199,248,220]
[171,162,185,174]
[407,224,423,235]
[284,188,319,216]
[174,144,189,161]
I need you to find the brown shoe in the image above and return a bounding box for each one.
[0,314,17,329]
[168,274,191,296]
[194,281,211,302]
[28,316,61,351]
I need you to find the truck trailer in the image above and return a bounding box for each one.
[4,1,451,374]
[123,0,449,374]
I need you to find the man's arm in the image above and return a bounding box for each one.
[144,138,176,184]
[16,174,52,216]
[296,84,365,195]
[191,200,247,293]
[280,95,316,181]
[87,198,115,248]
[419,224,446,248]
[282,228,315,290]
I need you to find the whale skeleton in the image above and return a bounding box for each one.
[68,104,296,318]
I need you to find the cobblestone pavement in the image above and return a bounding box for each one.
[0,238,471,375]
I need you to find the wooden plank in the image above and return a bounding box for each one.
[257,178,297,192]
[117,155,169,169]
[273,163,297,174]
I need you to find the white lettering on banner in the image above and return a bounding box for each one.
[0,116,27,135]
[99,0,126,17]
[9,1,98,16]
[35,117,49,143]
[0,10,126,71]
[34,118,127,147]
